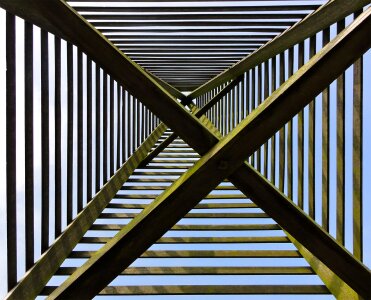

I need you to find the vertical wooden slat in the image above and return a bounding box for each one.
[263,62,269,178]
[110,79,115,175]
[137,97,141,147]
[231,87,235,130]
[257,64,262,173]
[24,21,34,270]
[308,35,316,219]
[223,92,227,135]
[336,19,345,246]
[116,84,121,169]
[133,97,137,150]
[298,42,305,209]
[322,27,330,232]
[287,47,293,200]
[66,42,73,223]
[41,29,49,252]
[86,58,92,203]
[251,68,255,167]
[278,52,285,192]
[245,72,250,117]
[353,11,363,260]
[141,101,145,143]
[95,65,101,193]
[6,12,17,291]
[241,75,245,120]
[121,90,126,162]
[54,36,61,236]
[270,57,276,184]
[102,72,108,184]
[127,94,132,155]
[77,50,83,213]
[229,87,233,133]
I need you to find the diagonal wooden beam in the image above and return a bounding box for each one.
[188,0,370,99]
[47,11,371,299]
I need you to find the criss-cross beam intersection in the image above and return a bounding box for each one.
[47,9,371,299]
[1,0,370,299]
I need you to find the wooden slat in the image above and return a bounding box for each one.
[89,224,280,231]
[83,13,307,21]
[70,250,301,258]
[41,29,50,252]
[42,285,329,296]
[24,20,35,270]
[322,27,330,232]
[353,12,363,261]
[99,213,268,219]
[80,236,289,244]
[6,12,17,291]
[74,5,320,13]
[57,266,313,276]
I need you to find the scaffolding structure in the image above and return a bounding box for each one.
[1,0,370,299]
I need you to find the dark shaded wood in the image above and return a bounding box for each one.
[116,84,121,169]
[86,58,92,202]
[308,35,316,219]
[92,21,295,27]
[66,42,73,223]
[336,19,346,246]
[83,13,307,21]
[103,72,108,183]
[24,20,34,270]
[353,11,363,262]
[95,64,101,193]
[54,36,62,236]
[322,27,330,232]
[6,12,17,291]
[77,49,83,213]
[110,78,115,175]
[297,42,304,209]
[76,5,320,13]
[41,29,50,252]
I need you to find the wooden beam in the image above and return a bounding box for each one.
[48,11,371,299]
[74,5,320,13]
[91,21,295,27]
[188,0,370,99]
[286,232,362,299]
[82,13,307,21]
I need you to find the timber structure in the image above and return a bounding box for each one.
[1,0,370,299]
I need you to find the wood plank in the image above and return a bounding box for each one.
[57,266,312,275]
[80,236,289,244]
[42,285,330,296]
[74,5,320,13]
[70,249,300,258]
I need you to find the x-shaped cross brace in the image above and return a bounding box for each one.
[48,10,371,299]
